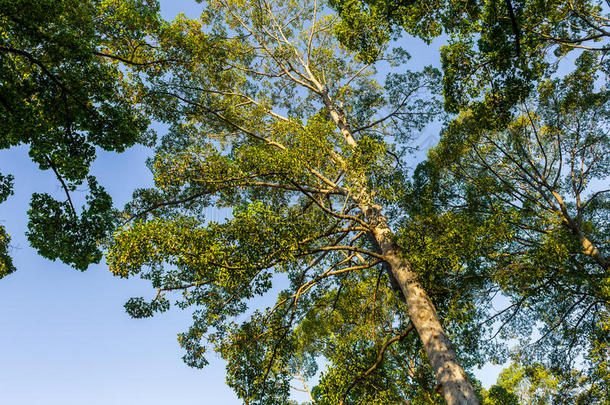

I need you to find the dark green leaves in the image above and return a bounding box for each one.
[27,177,117,270]
[0,226,15,278]
[0,0,161,271]
[0,173,14,278]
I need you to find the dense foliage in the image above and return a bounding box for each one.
[331,0,610,401]
[0,0,160,272]
[103,0,490,402]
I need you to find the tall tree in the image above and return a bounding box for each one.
[106,0,481,402]
[0,0,162,273]
[426,53,610,402]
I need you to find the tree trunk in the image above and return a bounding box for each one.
[317,84,479,404]
[578,233,610,270]
[552,191,609,270]
[371,222,480,405]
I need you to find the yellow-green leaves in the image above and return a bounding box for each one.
[105,0,482,402]
[0,226,15,279]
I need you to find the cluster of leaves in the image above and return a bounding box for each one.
[482,360,609,404]
[0,173,15,277]
[0,0,161,270]
[331,0,609,97]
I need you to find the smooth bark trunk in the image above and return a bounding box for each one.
[552,191,609,269]
[578,233,610,270]
[371,222,480,405]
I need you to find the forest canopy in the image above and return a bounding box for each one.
[0,0,608,404]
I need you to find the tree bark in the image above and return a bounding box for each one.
[552,192,610,270]
[578,233,610,270]
[366,211,480,405]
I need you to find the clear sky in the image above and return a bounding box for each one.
[0,1,502,404]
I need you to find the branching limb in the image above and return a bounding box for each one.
[44,155,76,216]
[340,323,415,405]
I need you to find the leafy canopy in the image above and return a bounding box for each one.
[0,0,161,272]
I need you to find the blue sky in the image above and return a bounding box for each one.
[0,1,502,404]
